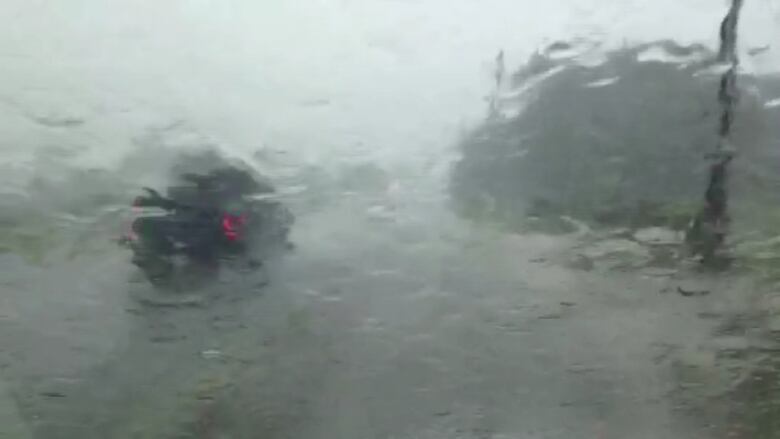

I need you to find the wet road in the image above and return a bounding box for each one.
[0,189,761,439]
[3,1,780,437]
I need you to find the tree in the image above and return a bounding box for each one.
[450,40,780,230]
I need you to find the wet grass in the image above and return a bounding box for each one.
[669,309,780,439]
[0,208,123,267]
[0,224,63,265]
[725,354,780,439]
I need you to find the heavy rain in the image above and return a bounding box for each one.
[2,1,780,438]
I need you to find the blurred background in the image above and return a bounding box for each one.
[2,1,780,438]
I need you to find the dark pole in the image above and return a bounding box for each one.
[686,0,744,267]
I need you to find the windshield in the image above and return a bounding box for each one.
[2,1,780,438]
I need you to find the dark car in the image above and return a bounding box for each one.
[121,165,293,287]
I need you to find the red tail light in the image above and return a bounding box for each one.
[221,214,247,241]
[122,221,139,243]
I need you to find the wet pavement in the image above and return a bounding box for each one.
[3,1,780,437]
[0,190,774,438]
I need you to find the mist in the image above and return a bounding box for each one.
[5,0,773,171]
[3,1,780,438]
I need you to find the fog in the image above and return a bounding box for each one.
[6,0,775,168]
[3,1,780,438]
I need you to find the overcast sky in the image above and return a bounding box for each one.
[1,0,778,170]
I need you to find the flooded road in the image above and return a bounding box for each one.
[3,0,780,438]
[0,186,769,438]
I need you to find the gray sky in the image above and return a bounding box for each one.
[1,0,778,171]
